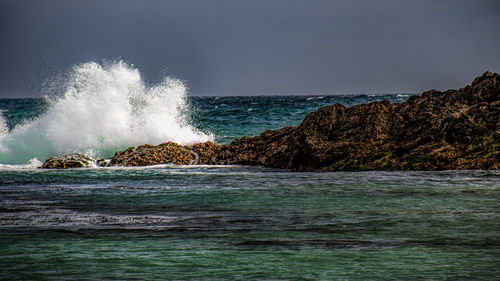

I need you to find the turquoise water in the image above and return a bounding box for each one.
[190,95,411,144]
[0,96,499,280]
[0,95,409,145]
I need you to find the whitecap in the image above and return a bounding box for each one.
[0,60,213,164]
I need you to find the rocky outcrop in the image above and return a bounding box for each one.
[40,154,96,169]
[188,141,221,165]
[105,141,222,167]
[216,71,499,171]
[41,71,499,170]
[107,142,198,166]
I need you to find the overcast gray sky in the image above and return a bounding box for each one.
[0,0,499,97]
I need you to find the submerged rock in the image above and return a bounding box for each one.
[41,72,499,171]
[40,154,96,169]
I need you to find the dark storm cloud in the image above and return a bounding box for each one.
[0,0,499,97]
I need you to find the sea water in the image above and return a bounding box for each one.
[0,62,498,280]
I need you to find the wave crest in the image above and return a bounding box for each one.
[0,61,213,164]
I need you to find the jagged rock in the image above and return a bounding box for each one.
[96,158,110,167]
[41,72,499,171]
[188,141,221,165]
[107,141,200,166]
[219,71,499,171]
[40,154,95,169]
[105,141,221,167]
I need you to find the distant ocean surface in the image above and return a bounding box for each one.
[0,62,498,280]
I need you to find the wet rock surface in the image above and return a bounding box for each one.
[217,71,499,171]
[40,154,96,169]
[107,142,199,166]
[41,72,499,171]
[105,141,223,167]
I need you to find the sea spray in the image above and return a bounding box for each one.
[0,61,213,164]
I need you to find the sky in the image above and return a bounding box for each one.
[0,0,499,97]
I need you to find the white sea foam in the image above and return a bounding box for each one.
[0,110,8,143]
[0,158,43,170]
[0,61,213,164]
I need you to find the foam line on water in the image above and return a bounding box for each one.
[0,61,213,164]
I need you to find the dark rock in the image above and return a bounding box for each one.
[218,71,499,171]
[188,141,221,165]
[41,72,499,171]
[107,142,198,166]
[105,141,222,167]
[40,154,95,169]
[96,158,110,167]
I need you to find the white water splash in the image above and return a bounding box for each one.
[0,158,43,170]
[0,61,213,164]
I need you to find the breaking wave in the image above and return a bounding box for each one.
[0,61,213,164]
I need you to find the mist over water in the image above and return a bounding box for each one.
[0,61,213,164]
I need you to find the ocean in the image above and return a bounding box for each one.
[0,62,499,280]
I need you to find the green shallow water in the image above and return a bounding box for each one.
[1,167,499,280]
[3,237,498,280]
